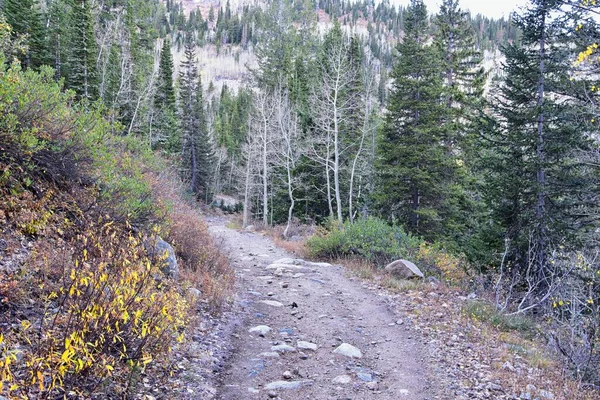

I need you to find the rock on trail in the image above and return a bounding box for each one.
[206,217,435,400]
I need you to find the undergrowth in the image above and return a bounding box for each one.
[306,217,468,284]
[463,300,537,338]
[0,55,232,398]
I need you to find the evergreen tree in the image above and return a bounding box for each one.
[435,0,485,118]
[150,37,179,150]
[68,0,97,101]
[376,0,464,242]
[434,0,488,257]
[155,38,176,109]
[480,0,594,286]
[179,35,214,200]
[1,0,47,68]
[251,0,297,89]
[46,0,71,79]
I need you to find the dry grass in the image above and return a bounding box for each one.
[243,220,315,258]
[146,169,234,311]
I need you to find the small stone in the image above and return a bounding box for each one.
[297,341,318,351]
[333,343,362,358]
[487,383,503,392]
[526,384,537,393]
[264,380,309,390]
[356,372,374,382]
[332,375,352,384]
[396,319,404,325]
[267,292,275,296]
[399,389,410,395]
[298,352,309,360]
[248,387,260,394]
[261,300,284,307]
[188,287,201,297]
[365,381,378,390]
[281,282,289,288]
[282,371,293,380]
[268,391,278,398]
[502,361,515,371]
[249,325,272,336]
[540,390,554,399]
[271,344,296,353]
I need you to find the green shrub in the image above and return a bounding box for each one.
[464,300,537,337]
[307,217,421,266]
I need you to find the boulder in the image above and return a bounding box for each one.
[146,236,179,279]
[384,259,424,279]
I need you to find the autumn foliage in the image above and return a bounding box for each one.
[0,50,232,398]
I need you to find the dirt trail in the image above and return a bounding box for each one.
[207,217,437,400]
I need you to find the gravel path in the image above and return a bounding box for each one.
[206,217,437,400]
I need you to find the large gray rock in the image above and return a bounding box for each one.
[333,343,362,358]
[146,236,179,279]
[384,259,424,279]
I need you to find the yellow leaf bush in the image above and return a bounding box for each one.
[1,220,188,399]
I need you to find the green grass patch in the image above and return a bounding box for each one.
[464,300,537,337]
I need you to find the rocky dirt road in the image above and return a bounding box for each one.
[206,217,438,400]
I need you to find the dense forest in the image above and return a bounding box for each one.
[1,0,600,396]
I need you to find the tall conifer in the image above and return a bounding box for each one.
[480,0,594,284]
[179,35,214,200]
[68,0,97,100]
[376,0,465,242]
[1,0,47,68]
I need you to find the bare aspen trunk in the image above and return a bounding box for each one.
[333,103,343,225]
[284,139,295,238]
[349,116,367,224]
[325,131,334,218]
[262,117,269,226]
[243,151,253,228]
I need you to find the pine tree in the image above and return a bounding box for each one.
[46,0,71,79]
[68,0,97,101]
[179,35,214,200]
[480,0,594,286]
[1,0,47,68]
[155,38,176,109]
[375,0,464,242]
[434,0,488,257]
[150,37,178,150]
[435,0,485,121]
